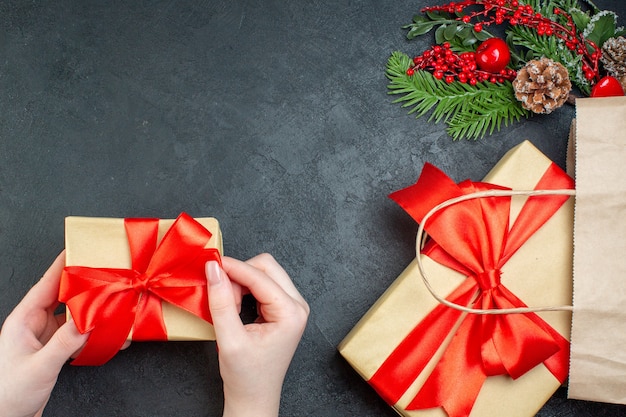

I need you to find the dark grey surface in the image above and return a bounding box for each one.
[1,1,625,416]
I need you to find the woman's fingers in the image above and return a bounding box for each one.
[37,319,88,369]
[243,254,306,306]
[221,255,309,327]
[206,261,246,344]
[222,255,305,308]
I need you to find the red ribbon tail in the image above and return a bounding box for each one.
[132,293,168,341]
[70,292,137,366]
[407,314,486,417]
[369,280,477,405]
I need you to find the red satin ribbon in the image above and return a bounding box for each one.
[369,162,573,417]
[59,213,220,366]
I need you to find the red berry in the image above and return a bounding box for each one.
[591,76,625,97]
[406,68,415,76]
[474,23,483,32]
[475,38,511,73]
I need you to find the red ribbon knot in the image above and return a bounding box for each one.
[59,213,220,366]
[368,162,573,417]
[475,269,501,290]
[131,272,150,293]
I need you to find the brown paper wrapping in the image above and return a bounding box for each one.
[64,216,223,341]
[338,140,573,417]
[568,96,626,404]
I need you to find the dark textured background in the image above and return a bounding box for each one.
[1,1,625,416]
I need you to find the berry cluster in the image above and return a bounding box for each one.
[422,0,602,82]
[407,42,517,84]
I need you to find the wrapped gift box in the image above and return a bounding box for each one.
[339,141,574,417]
[61,213,222,365]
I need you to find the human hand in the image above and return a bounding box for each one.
[205,254,309,417]
[0,252,89,417]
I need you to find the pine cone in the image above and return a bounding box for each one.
[513,57,571,114]
[601,36,626,78]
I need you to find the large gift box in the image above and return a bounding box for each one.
[60,213,222,366]
[339,141,574,417]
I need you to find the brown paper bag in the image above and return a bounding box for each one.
[568,96,626,404]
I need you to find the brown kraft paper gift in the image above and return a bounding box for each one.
[64,215,223,341]
[339,140,574,417]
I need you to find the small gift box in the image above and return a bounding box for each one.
[60,213,222,366]
[339,141,574,417]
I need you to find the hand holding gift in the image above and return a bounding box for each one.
[59,214,225,365]
[0,252,89,417]
[207,254,310,417]
[0,214,308,417]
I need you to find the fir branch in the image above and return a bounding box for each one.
[446,93,530,140]
[386,52,530,140]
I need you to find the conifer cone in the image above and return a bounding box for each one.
[600,37,626,80]
[513,57,572,114]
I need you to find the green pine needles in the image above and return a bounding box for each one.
[386,51,530,140]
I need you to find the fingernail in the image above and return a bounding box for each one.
[205,261,223,286]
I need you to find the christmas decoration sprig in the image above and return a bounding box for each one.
[387,51,529,140]
[390,0,625,140]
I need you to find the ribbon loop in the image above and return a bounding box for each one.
[60,213,220,366]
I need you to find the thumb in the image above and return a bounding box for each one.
[38,319,89,368]
[206,261,245,341]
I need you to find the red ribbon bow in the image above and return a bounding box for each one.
[368,162,573,417]
[59,213,220,366]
